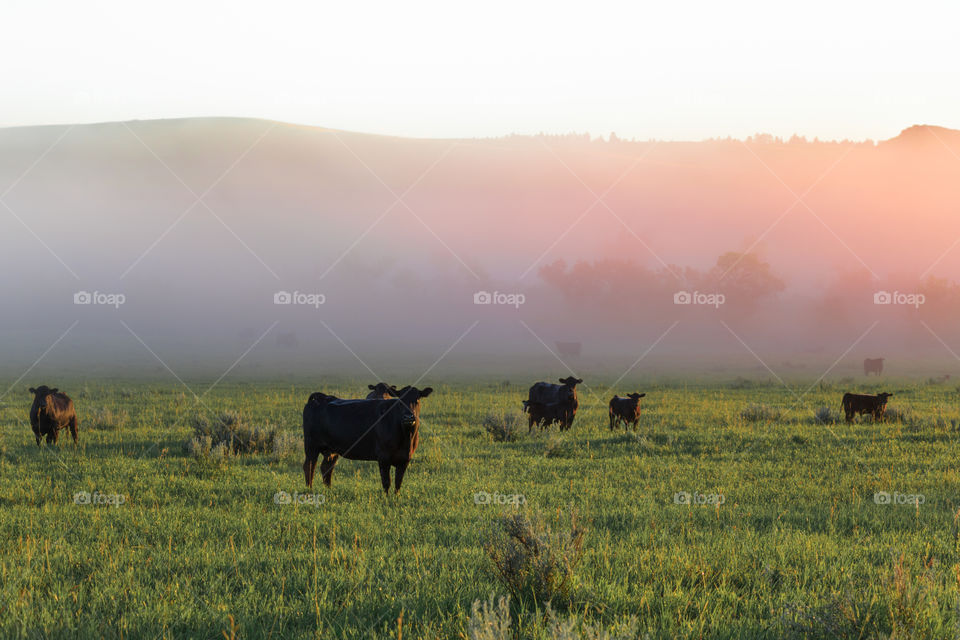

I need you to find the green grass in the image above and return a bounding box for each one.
[0,377,959,639]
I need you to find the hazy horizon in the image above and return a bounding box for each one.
[2,117,960,380]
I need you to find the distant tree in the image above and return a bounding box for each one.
[705,252,785,305]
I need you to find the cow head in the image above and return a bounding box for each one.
[555,378,581,409]
[395,386,433,422]
[878,392,893,402]
[383,386,433,455]
[29,386,57,397]
[628,393,646,400]
[307,391,336,407]
[29,386,57,415]
[367,382,398,398]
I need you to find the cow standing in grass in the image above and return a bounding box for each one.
[609,393,646,430]
[842,392,893,423]
[29,386,78,446]
[863,358,885,376]
[303,386,433,494]
[523,376,582,432]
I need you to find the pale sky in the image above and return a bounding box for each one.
[3,0,959,140]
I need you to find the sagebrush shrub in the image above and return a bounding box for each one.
[740,404,781,422]
[813,406,840,425]
[185,411,288,458]
[482,412,523,442]
[483,511,585,607]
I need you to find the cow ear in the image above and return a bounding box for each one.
[420,387,433,398]
[390,385,398,391]
[558,378,566,383]
[639,393,646,398]
[51,388,58,394]
[368,384,376,390]
[29,387,35,394]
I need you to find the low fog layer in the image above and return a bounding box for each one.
[1,118,959,381]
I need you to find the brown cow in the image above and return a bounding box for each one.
[609,393,646,430]
[863,358,885,376]
[29,386,78,446]
[842,392,893,423]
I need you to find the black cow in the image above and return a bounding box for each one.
[863,358,885,376]
[523,377,582,432]
[366,382,398,399]
[29,386,78,446]
[609,393,646,430]
[522,401,573,432]
[842,392,893,423]
[302,386,433,494]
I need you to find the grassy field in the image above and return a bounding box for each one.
[0,376,958,639]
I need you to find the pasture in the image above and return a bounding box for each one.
[0,376,958,639]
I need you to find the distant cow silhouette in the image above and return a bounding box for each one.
[555,342,582,357]
[863,358,884,376]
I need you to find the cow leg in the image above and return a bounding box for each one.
[378,460,391,494]
[303,444,321,487]
[609,412,615,430]
[47,427,57,445]
[69,417,78,445]
[34,428,41,447]
[394,460,409,493]
[320,454,339,487]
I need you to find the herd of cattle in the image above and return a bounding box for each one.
[24,377,901,493]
